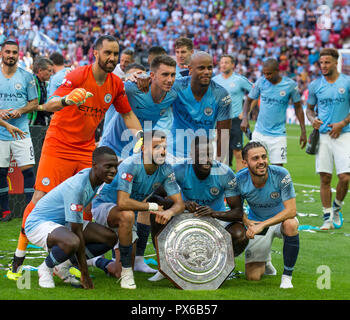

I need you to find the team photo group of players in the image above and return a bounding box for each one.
[0,33,349,291]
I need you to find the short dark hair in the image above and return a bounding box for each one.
[320,48,339,60]
[143,130,167,146]
[242,141,267,160]
[49,52,64,66]
[92,146,117,162]
[125,63,146,73]
[121,48,134,58]
[220,54,236,65]
[1,39,19,50]
[93,35,118,50]
[148,46,167,56]
[150,55,176,72]
[174,37,193,51]
[33,56,54,74]
[263,58,279,71]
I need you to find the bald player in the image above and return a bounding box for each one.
[241,58,307,166]
[169,51,232,163]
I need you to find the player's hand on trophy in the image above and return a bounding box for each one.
[184,201,198,213]
[194,205,214,217]
[64,88,93,106]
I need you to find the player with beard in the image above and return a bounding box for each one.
[91,131,185,289]
[306,48,350,230]
[233,141,299,289]
[0,40,38,223]
[8,35,142,280]
[147,136,249,282]
[170,51,232,162]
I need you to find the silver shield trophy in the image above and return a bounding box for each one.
[155,213,235,290]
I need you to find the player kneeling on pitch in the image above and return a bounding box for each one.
[147,136,249,282]
[24,147,119,289]
[233,141,299,288]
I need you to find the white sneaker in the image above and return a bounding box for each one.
[264,261,277,275]
[119,267,136,289]
[148,271,165,282]
[320,219,334,230]
[38,262,55,288]
[134,256,157,273]
[53,260,80,285]
[280,274,293,289]
[87,256,101,267]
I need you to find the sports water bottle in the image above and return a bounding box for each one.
[306,128,320,155]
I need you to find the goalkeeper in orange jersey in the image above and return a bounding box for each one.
[8,35,142,280]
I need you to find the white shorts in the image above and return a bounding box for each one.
[252,131,287,164]
[92,202,138,243]
[316,132,350,174]
[0,138,35,167]
[245,223,282,264]
[26,221,89,251]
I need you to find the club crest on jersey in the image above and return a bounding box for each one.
[62,79,73,88]
[210,187,220,196]
[280,90,286,97]
[14,83,22,90]
[338,87,345,94]
[70,203,83,212]
[204,107,213,116]
[270,192,280,199]
[230,82,236,88]
[152,182,161,190]
[41,177,50,186]
[104,93,112,103]
[121,172,133,182]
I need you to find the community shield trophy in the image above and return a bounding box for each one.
[155,213,235,290]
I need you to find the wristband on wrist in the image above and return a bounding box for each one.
[61,97,69,106]
[38,104,44,111]
[148,202,159,211]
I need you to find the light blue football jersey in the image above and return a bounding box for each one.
[307,73,350,134]
[171,77,232,158]
[47,67,70,97]
[173,160,236,211]
[25,168,98,235]
[212,73,252,118]
[0,67,37,140]
[232,165,296,222]
[249,76,301,136]
[99,81,178,158]
[92,152,181,208]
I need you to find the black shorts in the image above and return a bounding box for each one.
[230,117,243,150]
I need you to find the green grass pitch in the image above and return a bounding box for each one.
[0,124,349,301]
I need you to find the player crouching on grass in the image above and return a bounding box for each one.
[233,141,300,289]
[24,147,119,289]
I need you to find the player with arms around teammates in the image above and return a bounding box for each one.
[8,35,142,280]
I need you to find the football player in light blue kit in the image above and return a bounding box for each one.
[170,51,232,162]
[213,54,253,171]
[232,141,299,289]
[147,136,249,281]
[174,37,193,79]
[92,131,185,288]
[24,147,119,289]
[241,58,307,166]
[306,48,350,230]
[0,40,38,222]
[99,55,177,159]
[47,52,71,97]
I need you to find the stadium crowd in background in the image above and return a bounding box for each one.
[1,0,350,97]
